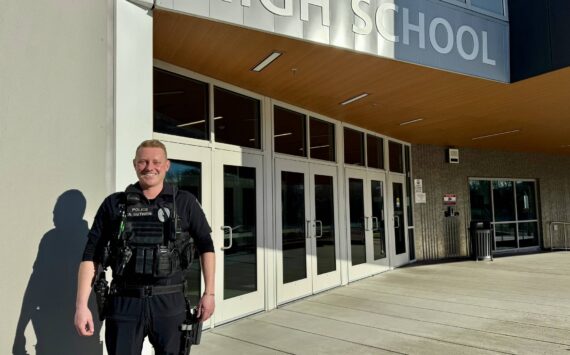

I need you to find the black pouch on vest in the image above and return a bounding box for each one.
[154,246,175,277]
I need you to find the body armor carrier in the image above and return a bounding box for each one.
[109,186,194,279]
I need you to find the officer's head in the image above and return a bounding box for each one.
[133,139,170,190]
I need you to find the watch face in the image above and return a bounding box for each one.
[158,207,171,222]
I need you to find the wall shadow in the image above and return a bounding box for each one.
[13,190,103,355]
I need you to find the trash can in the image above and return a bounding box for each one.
[469,221,493,261]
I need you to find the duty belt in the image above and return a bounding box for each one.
[112,283,184,298]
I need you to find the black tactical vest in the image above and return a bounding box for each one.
[110,185,193,279]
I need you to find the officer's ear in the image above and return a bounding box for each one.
[165,159,171,172]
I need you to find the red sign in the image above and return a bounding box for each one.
[443,194,457,206]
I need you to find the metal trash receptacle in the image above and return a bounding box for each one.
[469,221,493,261]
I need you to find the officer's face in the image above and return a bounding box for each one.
[133,147,170,190]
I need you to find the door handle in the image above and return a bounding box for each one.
[221,226,233,250]
[315,220,323,238]
[306,220,312,239]
[372,216,379,231]
[365,216,371,231]
[394,215,400,229]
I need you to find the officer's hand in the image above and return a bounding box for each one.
[74,306,95,336]
[197,294,215,322]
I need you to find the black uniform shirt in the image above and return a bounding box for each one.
[82,182,214,266]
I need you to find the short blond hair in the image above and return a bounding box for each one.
[135,139,168,158]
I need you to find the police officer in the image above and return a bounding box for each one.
[74,139,215,355]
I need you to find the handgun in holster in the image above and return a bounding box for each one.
[179,299,202,355]
[93,271,109,322]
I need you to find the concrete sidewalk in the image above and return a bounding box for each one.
[195,252,570,354]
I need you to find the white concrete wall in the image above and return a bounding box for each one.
[0,0,114,353]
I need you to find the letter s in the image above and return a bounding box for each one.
[352,0,373,35]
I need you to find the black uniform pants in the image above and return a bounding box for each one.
[105,292,186,355]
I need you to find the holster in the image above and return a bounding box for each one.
[93,272,109,322]
[179,298,202,355]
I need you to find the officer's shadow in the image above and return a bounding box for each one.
[12,190,103,355]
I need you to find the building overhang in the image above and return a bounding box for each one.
[153,6,570,156]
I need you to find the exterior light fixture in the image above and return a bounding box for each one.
[252,51,282,72]
[472,129,520,141]
[340,93,369,105]
[399,118,424,126]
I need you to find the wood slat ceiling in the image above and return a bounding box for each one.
[154,9,570,156]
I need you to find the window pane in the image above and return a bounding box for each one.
[223,166,257,299]
[516,181,537,221]
[405,145,413,226]
[281,172,307,283]
[388,141,404,173]
[493,181,515,222]
[309,117,335,162]
[274,106,306,157]
[214,87,261,149]
[154,68,209,140]
[314,175,336,274]
[349,178,366,265]
[344,128,364,166]
[469,180,492,221]
[471,0,504,15]
[518,222,539,248]
[366,135,384,169]
[165,160,202,203]
[371,180,386,260]
[494,223,517,250]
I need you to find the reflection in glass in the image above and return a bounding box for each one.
[281,172,307,283]
[393,182,406,255]
[469,180,492,221]
[344,128,365,166]
[223,166,257,300]
[367,135,384,169]
[389,141,404,173]
[518,222,539,248]
[274,106,306,157]
[516,181,537,221]
[166,160,202,202]
[494,223,517,250]
[310,117,335,162]
[371,180,386,260]
[154,68,209,140]
[314,175,336,274]
[165,160,202,305]
[214,87,261,149]
[349,178,366,265]
[493,181,515,222]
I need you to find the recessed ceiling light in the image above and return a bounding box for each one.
[340,93,369,106]
[472,129,520,141]
[177,120,205,127]
[400,118,424,126]
[252,51,282,72]
[274,132,292,138]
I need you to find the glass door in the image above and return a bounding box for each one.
[310,164,341,293]
[388,174,409,267]
[276,159,341,304]
[213,150,264,323]
[346,168,389,281]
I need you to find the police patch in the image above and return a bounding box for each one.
[158,207,171,222]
